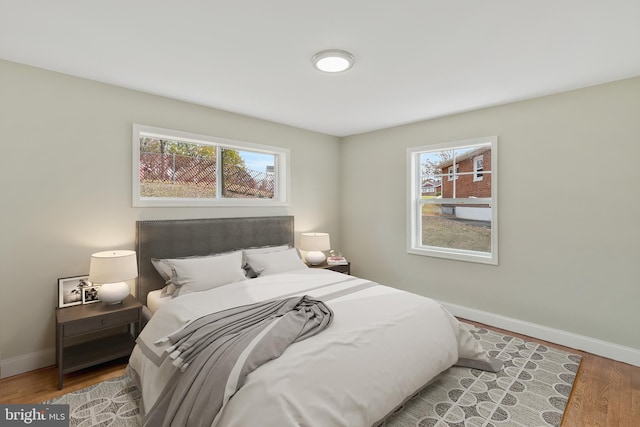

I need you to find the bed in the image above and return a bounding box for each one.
[127,216,500,427]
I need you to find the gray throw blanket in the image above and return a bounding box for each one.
[144,295,333,427]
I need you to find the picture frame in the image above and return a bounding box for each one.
[82,285,101,304]
[58,275,91,308]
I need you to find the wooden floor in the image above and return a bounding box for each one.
[1,322,638,426]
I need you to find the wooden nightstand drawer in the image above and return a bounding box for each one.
[63,309,138,337]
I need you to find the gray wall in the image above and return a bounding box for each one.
[340,76,640,351]
[0,59,341,371]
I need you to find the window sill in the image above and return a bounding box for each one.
[407,246,498,265]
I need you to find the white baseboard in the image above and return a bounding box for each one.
[0,348,55,379]
[440,300,640,367]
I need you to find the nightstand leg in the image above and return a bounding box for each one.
[57,323,63,389]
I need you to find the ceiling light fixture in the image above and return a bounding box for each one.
[312,49,354,73]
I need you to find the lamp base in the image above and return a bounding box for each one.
[305,251,326,265]
[97,282,130,305]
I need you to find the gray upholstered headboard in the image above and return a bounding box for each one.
[135,216,294,305]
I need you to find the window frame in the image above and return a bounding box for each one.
[407,136,498,265]
[447,165,459,181]
[132,124,290,207]
[473,155,484,181]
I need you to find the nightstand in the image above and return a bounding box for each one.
[308,261,351,275]
[56,294,142,389]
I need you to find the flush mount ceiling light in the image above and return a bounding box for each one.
[312,49,355,73]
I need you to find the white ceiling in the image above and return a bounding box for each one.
[2,1,639,137]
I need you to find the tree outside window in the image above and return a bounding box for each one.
[133,124,289,207]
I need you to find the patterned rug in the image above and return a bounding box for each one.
[44,324,581,427]
[381,325,581,426]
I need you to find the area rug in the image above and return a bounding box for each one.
[43,324,581,427]
[380,325,581,426]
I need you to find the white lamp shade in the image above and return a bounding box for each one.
[89,250,138,304]
[299,233,330,251]
[89,250,138,284]
[300,233,330,265]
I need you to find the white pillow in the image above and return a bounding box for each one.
[165,251,246,296]
[152,253,226,281]
[151,257,173,281]
[150,258,179,297]
[245,247,308,277]
[242,245,290,277]
[152,253,232,297]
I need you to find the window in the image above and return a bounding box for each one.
[447,165,459,181]
[407,136,497,264]
[133,124,289,207]
[473,155,484,181]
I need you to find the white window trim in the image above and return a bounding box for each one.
[132,124,290,207]
[407,136,498,265]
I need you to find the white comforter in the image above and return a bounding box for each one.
[129,269,493,427]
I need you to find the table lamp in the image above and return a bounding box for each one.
[89,250,138,304]
[300,232,330,265]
